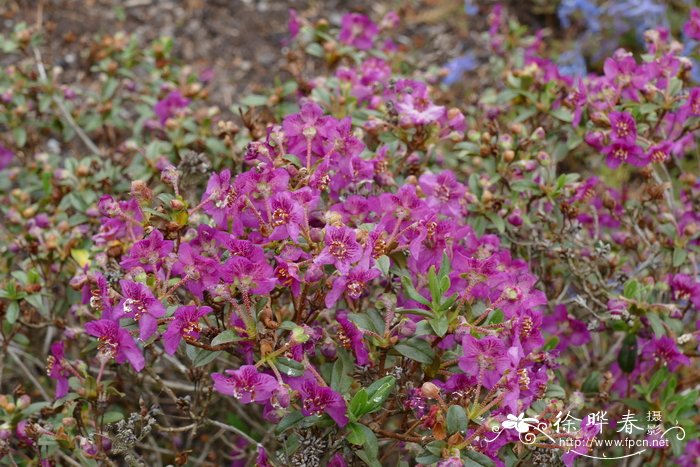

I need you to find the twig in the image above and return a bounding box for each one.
[155,423,197,433]
[8,348,50,401]
[32,47,102,156]
[205,418,259,446]
[374,428,426,443]
[58,452,82,467]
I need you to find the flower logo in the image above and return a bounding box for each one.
[501,413,540,434]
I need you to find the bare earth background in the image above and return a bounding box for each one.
[1,0,539,105]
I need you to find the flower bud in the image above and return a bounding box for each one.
[399,319,417,337]
[321,340,337,359]
[131,180,153,203]
[420,381,441,399]
[16,395,30,410]
[507,209,523,227]
[291,326,310,344]
[530,127,545,141]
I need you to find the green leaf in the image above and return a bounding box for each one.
[672,248,687,268]
[400,276,430,307]
[395,307,434,318]
[275,410,304,434]
[394,337,435,364]
[282,153,303,168]
[646,367,668,395]
[102,412,124,424]
[330,349,353,393]
[362,376,395,415]
[446,405,468,435]
[545,383,566,399]
[192,349,222,368]
[581,371,600,394]
[485,309,504,325]
[646,313,665,338]
[439,275,451,295]
[427,266,441,305]
[12,127,26,148]
[347,422,366,445]
[429,315,448,337]
[464,449,495,466]
[510,179,539,193]
[211,330,239,347]
[305,43,324,58]
[360,425,379,459]
[623,280,639,300]
[24,294,47,316]
[550,107,573,123]
[70,249,90,268]
[439,252,451,279]
[485,212,505,234]
[618,333,638,373]
[376,256,390,276]
[350,389,369,419]
[240,94,268,107]
[275,357,306,377]
[6,301,19,324]
[542,336,559,351]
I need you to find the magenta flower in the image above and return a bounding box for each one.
[84,319,145,372]
[328,453,348,467]
[115,280,166,341]
[266,191,304,241]
[202,169,236,228]
[643,337,691,371]
[676,440,700,467]
[282,101,336,162]
[602,141,645,168]
[274,257,303,296]
[679,88,700,122]
[336,312,369,365]
[83,272,115,318]
[162,305,212,355]
[646,141,671,164]
[0,144,14,170]
[567,79,587,127]
[154,90,190,125]
[608,111,637,143]
[325,264,380,308]
[542,305,590,349]
[338,13,378,50]
[419,171,465,216]
[219,237,265,263]
[288,9,300,40]
[211,365,278,404]
[668,274,700,308]
[46,342,70,398]
[171,242,220,299]
[603,50,646,101]
[119,229,173,273]
[395,92,446,126]
[459,335,511,389]
[219,256,276,295]
[315,226,362,273]
[684,8,700,41]
[297,379,348,427]
[324,117,364,163]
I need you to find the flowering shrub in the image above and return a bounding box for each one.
[0,3,699,466]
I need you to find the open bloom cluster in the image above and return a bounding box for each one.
[1,5,699,467]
